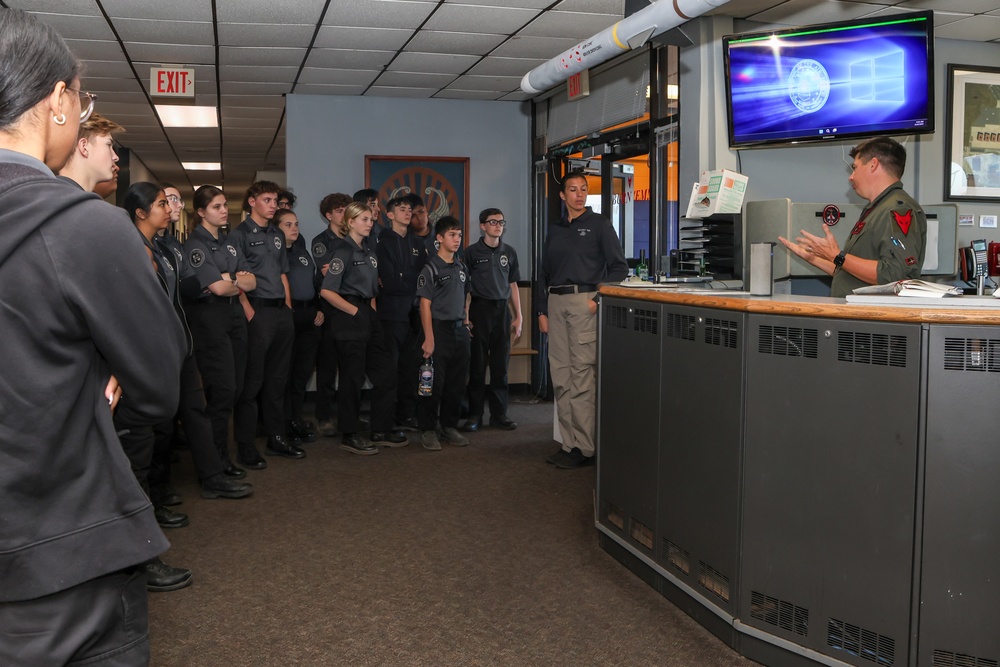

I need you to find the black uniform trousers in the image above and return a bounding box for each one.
[188,301,247,463]
[0,565,150,667]
[418,320,471,431]
[285,301,320,423]
[314,303,338,423]
[235,300,293,447]
[381,311,420,423]
[332,298,397,434]
[149,354,226,501]
[468,297,512,421]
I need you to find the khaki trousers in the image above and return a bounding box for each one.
[547,291,598,456]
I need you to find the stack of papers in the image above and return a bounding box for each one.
[851,280,963,298]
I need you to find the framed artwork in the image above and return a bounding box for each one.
[945,64,1000,201]
[365,155,470,237]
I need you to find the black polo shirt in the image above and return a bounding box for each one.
[465,237,520,300]
[416,253,469,321]
[184,226,247,297]
[321,235,379,300]
[376,226,426,322]
[230,216,288,300]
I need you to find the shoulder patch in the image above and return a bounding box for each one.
[190,248,205,267]
[370,256,378,269]
[313,242,326,258]
[299,256,309,266]
[417,274,426,289]
[227,244,237,256]
[273,236,282,250]
[330,258,345,275]
[499,255,509,267]
[892,210,913,236]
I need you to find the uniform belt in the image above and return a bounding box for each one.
[198,294,239,305]
[249,297,284,308]
[434,319,467,329]
[291,299,315,308]
[548,284,598,295]
[472,296,508,304]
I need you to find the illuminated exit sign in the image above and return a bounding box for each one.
[567,70,590,101]
[151,67,194,98]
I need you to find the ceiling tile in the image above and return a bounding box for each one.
[96,91,152,104]
[31,13,116,40]
[405,30,507,55]
[374,71,459,87]
[216,0,327,23]
[498,90,535,101]
[113,18,215,45]
[292,84,370,95]
[320,0,437,29]
[222,95,287,109]
[313,26,413,50]
[388,51,481,74]
[218,23,317,48]
[518,10,620,38]
[126,43,216,65]
[424,4,539,33]
[304,48,396,69]
[468,56,547,77]
[935,14,1000,39]
[490,35,581,58]
[365,86,438,98]
[9,0,101,15]
[220,81,293,95]
[434,89,503,100]
[220,46,307,67]
[297,68,382,86]
[83,78,147,95]
[101,0,215,21]
[222,118,282,129]
[749,0,888,25]
[220,65,301,84]
[900,0,1000,11]
[554,0,624,12]
[448,74,523,92]
[78,60,136,79]
[63,39,126,61]
[221,106,285,119]
[445,0,553,7]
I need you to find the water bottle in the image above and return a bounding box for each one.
[637,249,649,281]
[418,358,434,396]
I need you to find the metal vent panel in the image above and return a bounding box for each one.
[605,305,628,330]
[629,518,653,551]
[666,312,696,341]
[698,560,731,602]
[605,502,624,531]
[633,308,659,335]
[663,539,690,575]
[837,331,907,367]
[750,591,809,637]
[758,325,819,358]
[932,649,998,667]
[827,618,895,665]
[705,317,738,349]
[944,337,1000,373]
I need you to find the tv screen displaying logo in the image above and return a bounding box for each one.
[725,13,934,148]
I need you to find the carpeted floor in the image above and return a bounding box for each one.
[150,398,759,667]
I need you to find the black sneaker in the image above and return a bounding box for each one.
[265,435,306,459]
[237,447,267,470]
[489,415,517,430]
[287,420,317,443]
[395,417,419,432]
[340,434,378,456]
[554,447,594,470]
[146,557,192,592]
[371,430,408,447]
[200,474,253,500]
[154,506,189,529]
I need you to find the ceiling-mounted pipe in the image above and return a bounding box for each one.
[520,0,731,95]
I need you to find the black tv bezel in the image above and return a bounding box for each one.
[722,10,936,150]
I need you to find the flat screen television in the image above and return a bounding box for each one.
[723,11,935,149]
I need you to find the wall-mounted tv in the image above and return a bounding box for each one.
[723,11,935,149]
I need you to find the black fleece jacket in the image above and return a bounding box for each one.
[0,155,184,602]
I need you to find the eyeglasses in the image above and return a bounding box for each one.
[166,195,182,204]
[485,219,506,227]
[65,87,97,122]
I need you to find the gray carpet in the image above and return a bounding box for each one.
[150,398,759,667]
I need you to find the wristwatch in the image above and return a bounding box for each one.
[833,251,847,267]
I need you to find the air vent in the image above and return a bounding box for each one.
[758,325,818,358]
[932,649,998,667]
[750,591,809,637]
[629,519,654,551]
[666,312,696,341]
[605,305,628,330]
[705,318,738,348]
[828,618,895,665]
[663,539,690,574]
[633,308,659,335]
[944,337,1000,373]
[605,502,624,530]
[698,561,731,602]
[837,331,907,367]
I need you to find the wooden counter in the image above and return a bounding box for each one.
[599,284,1000,325]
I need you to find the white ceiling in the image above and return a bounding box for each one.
[4,0,1000,198]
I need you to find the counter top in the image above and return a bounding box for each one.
[599,284,1000,325]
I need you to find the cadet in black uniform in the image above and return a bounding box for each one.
[376,196,426,431]
[275,208,322,443]
[320,202,404,455]
[311,192,352,437]
[185,185,256,478]
[230,180,304,467]
[416,216,471,451]
[463,208,522,432]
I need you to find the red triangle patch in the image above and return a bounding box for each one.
[893,210,912,235]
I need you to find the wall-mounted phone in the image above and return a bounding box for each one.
[960,239,989,282]
[989,241,1000,277]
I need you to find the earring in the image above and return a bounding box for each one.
[53,113,66,126]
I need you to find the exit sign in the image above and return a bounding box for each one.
[151,67,194,98]
[567,70,590,101]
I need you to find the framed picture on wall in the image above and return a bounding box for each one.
[365,155,470,237]
[946,64,1000,201]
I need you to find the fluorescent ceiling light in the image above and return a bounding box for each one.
[155,105,218,127]
[182,162,221,170]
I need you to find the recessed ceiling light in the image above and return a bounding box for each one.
[155,105,218,128]
[182,162,221,170]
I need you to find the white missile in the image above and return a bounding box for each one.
[520,0,732,95]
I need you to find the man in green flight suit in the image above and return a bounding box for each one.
[779,136,927,297]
